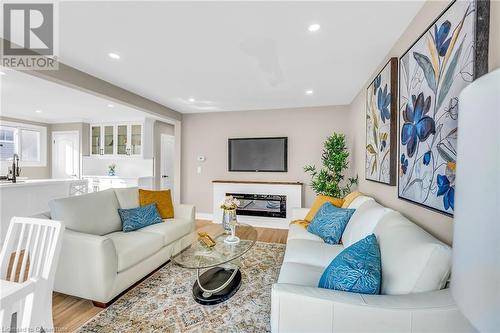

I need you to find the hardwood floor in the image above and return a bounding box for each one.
[52,220,288,332]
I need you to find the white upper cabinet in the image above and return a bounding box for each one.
[90,123,143,157]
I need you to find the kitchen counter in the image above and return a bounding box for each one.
[82,175,153,179]
[82,175,153,192]
[0,178,85,243]
[0,178,79,188]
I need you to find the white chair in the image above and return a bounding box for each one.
[69,179,89,196]
[0,217,64,332]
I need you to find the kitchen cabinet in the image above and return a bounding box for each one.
[90,123,142,157]
[83,176,153,192]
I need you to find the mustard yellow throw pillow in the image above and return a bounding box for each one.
[341,191,363,209]
[305,195,344,222]
[138,189,174,219]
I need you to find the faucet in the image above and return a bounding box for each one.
[10,154,20,183]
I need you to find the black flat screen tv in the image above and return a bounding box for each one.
[228,137,288,172]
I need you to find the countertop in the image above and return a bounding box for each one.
[82,175,154,179]
[0,178,79,188]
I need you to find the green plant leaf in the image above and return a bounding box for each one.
[304,133,356,198]
[437,39,464,110]
[413,52,437,93]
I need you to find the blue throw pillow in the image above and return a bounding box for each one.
[118,203,163,232]
[307,202,355,244]
[318,234,381,294]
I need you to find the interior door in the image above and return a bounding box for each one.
[52,131,80,179]
[160,134,174,191]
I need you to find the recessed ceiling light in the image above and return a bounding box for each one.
[107,103,114,108]
[108,52,120,60]
[305,90,314,95]
[308,24,321,32]
[35,109,42,113]
[188,98,195,102]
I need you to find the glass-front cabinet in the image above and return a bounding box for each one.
[91,126,102,155]
[131,125,142,155]
[103,125,114,155]
[117,125,128,155]
[90,123,142,157]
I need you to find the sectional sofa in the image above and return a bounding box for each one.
[37,188,195,305]
[271,195,474,332]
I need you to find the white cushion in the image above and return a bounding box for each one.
[374,211,452,295]
[106,231,163,272]
[287,223,324,242]
[283,239,344,267]
[49,189,121,236]
[278,262,324,287]
[137,219,192,246]
[341,200,392,247]
[346,195,375,209]
[114,187,139,209]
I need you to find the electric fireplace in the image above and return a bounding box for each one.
[226,193,287,218]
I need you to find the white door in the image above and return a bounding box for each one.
[160,134,174,191]
[52,131,80,179]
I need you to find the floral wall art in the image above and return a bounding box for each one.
[398,0,489,215]
[366,58,397,185]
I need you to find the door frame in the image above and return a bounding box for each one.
[160,134,175,191]
[52,130,80,179]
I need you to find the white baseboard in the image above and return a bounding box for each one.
[196,212,214,221]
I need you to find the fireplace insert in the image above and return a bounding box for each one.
[226,193,287,218]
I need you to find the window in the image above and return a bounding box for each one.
[0,126,16,160]
[20,129,41,162]
[0,123,47,166]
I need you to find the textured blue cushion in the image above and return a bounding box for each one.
[318,234,381,294]
[307,202,355,244]
[118,203,163,232]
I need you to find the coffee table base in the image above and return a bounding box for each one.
[192,267,242,305]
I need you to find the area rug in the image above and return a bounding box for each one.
[78,242,285,333]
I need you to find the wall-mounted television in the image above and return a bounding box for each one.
[228,137,288,172]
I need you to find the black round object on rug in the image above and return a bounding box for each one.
[192,267,242,305]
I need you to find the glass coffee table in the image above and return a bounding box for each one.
[172,223,257,305]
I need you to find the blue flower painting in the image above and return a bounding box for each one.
[366,58,397,185]
[398,0,484,215]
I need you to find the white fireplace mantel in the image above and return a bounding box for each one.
[212,180,303,229]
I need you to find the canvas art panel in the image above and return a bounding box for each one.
[366,58,397,185]
[398,0,489,215]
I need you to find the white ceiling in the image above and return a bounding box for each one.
[57,1,424,113]
[0,68,153,124]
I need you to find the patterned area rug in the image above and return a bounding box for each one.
[78,242,285,333]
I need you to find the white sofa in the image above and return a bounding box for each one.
[39,188,195,305]
[271,195,475,333]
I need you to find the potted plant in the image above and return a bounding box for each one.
[108,163,116,176]
[304,133,358,198]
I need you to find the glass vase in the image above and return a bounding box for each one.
[222,208,237,234]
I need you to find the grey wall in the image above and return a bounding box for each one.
[348,0,500,245]
[181,105,352,214]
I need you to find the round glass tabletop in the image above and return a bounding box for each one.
[171,223,258,269]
